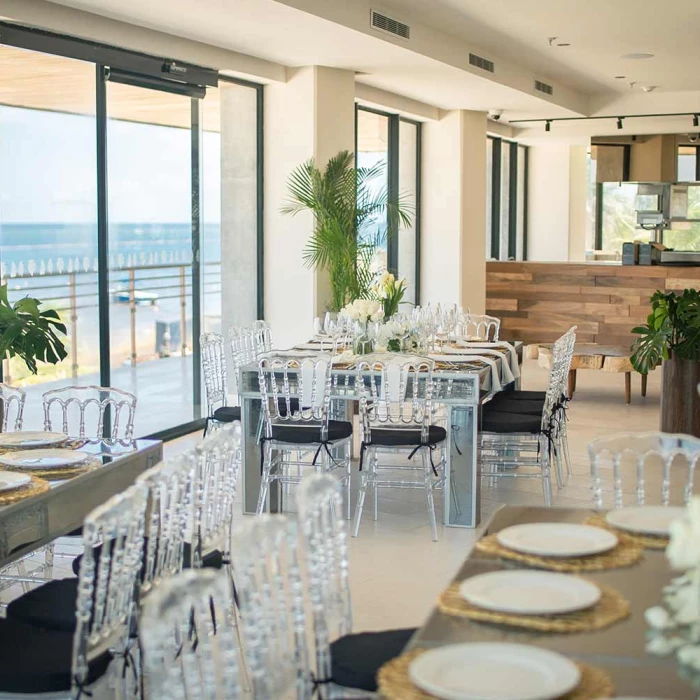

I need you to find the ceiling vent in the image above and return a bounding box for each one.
[534,79,554,96]
[469,53,495,73]
[370,10,410,40]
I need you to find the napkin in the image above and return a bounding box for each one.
[429,354,502,391]
[442,346,515,384]
[457,341,521,379]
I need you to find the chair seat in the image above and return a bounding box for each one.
[330,628,416,691]
[368,425,447,447]
[481,408,542,434]
[6,578,79,634]
[496,390,546,401]
[270,420,353,444]
[212,406,241,423]
[0,618,111,694]
[488,395,545,416]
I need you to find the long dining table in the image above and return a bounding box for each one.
[406,505,696,698]
[0,438,162,570]
[238,341,522,528]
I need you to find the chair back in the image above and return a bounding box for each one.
[356,354,435,443]
[540,327,577,429]
[229,326,259,402]
[191,423,242,566]
[253,319,273,354]
[0,383,25,432]
[455,313,501,341]
[231,515,311,699]
[295,475,352,686]
[136,451,196,593]
[201,332,228,416]
[72,482,148,692]
[141,569,242,700]
[258,353,333,435]
[43,385,137,439]
[589,431,700,508]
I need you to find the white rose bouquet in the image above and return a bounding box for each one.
[372,272,407,319]
[340,298,384,324]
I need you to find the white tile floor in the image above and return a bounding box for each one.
[1,359,665,634]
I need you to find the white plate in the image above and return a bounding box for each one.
[0,449,89,470]
[0,471,32,492]
[408,643,581,700]
[459,571,601,615]
[0,431,68,449]
[496,523,618,558]
[606,506,685,537]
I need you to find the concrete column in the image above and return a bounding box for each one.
[264,66,355,348]
[422,109,487,312]
[568,145,588,262]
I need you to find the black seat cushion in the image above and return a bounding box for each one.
[7,578,79,634]
[481,408,542,434]
[270,420,352,444]
[488,395,545,416]
[212,406,241,423]
[368,425,447,447]
[330,628,416,691]
[496,390,546,401]
[0,618,111,694]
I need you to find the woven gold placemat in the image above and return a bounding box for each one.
[0,476,50,505]
[437,581,629,633]
[4,456,102,481]
[583,513,668,550]
[378,649,614,700]
[474,534,643,572]
[0,437,88,455]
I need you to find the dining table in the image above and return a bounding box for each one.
[0,437,162,570]
[238,340,522,528]
[406,504,696,698]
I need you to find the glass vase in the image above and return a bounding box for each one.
[353,321,373,355]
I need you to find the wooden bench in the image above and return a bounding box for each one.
[535,343,645,404]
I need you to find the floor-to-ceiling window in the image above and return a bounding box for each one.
[486,136,528,260]
[0,23,262,438]
[355,106,421,305]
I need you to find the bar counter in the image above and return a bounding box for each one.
[486,261,700,345]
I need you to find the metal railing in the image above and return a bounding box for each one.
[1,261,222,382]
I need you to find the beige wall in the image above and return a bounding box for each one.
[629,135,676,181]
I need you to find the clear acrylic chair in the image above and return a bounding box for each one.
[43,385,137,440]
[296,475,414,698]
[0,383,25,432]
[201,331,240,434]
[141,569,242,700]
[353,355,447,541]
[479,327,577,505]
[589,432,700,508]
[230,515,312,700]
[253,319,273,354]
[454,313,501,341]
[257,353,352,517]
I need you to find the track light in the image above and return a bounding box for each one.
[617,117,624,129]
[693,114,699,128]
[545,120,551,132]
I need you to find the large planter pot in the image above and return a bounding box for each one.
[661,354,700,437]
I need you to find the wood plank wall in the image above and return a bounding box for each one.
[486,262,700,346]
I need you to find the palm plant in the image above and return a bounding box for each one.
[281,150,413,312]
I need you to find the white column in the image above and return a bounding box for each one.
[264,66,355,348]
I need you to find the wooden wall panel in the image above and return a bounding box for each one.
[486,262,700,346]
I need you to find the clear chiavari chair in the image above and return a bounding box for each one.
[257,353,352,517]
[295,475,414,698]
[201,331,241,434]
[0,383,25,432]
[454,312,501,341]
[253,319,273,354]
[479,327,577,505]
[43,385,137,440]
[353,354,447,541]
[230,515,312,700]
[589,432,700,508]
[141,569,242,700]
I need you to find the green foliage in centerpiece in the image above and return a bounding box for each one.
[282,150,413,312]
[372,271,407,319]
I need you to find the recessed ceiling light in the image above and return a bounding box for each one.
[620,53,654,59]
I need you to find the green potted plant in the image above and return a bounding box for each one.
[630,289,700,436]
[281,150,413,312]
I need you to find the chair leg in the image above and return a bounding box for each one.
[256,443,272,516]
[449,465,461,518]
[561,420,573,477]
[540,438,553,507]
[372,453,379,521]
[352,472,368,538]
[422,450,438,542]
[345,446,352,521]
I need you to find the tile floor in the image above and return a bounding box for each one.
[1,359,664,634]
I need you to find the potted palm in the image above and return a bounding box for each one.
[630,289,700,436]
[281,150,413,312]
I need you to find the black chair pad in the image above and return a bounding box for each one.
[330,628,416,691]
[6,578,79,634]
[212,406,241,423]
[270,420,352,444]
[368,425,447,447]
[0,618,110,694]
[496,390,546,401]
[488,396,545,416]
[481,408,542,434]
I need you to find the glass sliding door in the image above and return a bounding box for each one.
[105,80,196,436]
[398,119,420,304]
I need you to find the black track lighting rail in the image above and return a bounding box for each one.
[510,112,700,131]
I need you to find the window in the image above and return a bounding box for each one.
[678,145,699,182]
[486,136,528,260]
[597,182,650,254]
[0,23,263,438]
[356,106,421,304]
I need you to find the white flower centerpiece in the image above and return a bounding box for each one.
[339,298,384,355]
[372,272,408,320]
[645,497,700,689]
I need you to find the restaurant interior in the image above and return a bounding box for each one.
[0,0,700,698]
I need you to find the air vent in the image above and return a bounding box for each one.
[534,79,554,96]
[370,10,410,40]
[469,53,495,73]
